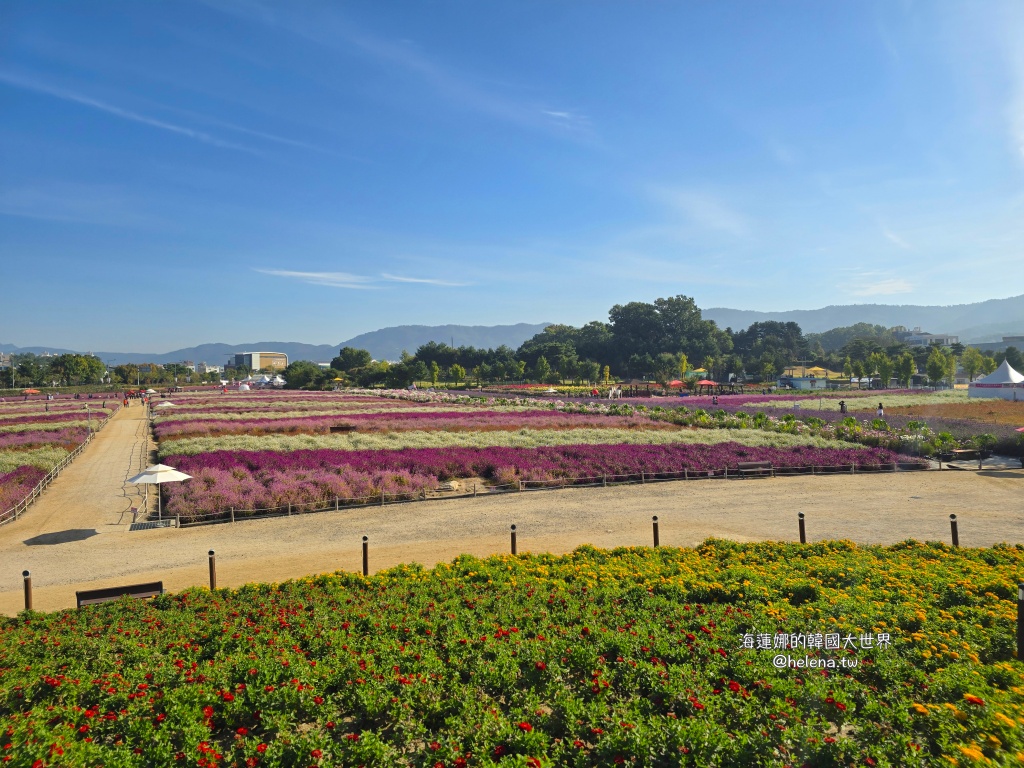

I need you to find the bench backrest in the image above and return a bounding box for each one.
[736,461,773,470]
[76,581,164,608]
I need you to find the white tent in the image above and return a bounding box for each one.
[968,360,1024,400]
[238,383,250,391]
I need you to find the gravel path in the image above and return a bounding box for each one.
[2,405,1023,615]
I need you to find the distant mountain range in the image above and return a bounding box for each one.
[0,323,553,365]
[5,295,1024,364]
[702,294,1024,342]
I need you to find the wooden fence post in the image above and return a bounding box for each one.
[798,512,806,544]
[22,570,32,612]
[208,550,217,590]
[230,507,235,524]
[652,516,660,547]
[510,524,517,555]
[362,536,369,576]
[950,514,959,547]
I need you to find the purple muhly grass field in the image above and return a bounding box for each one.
[162,442,917,519]
[0,427,90,450]
[0,465,47,512]
[0,411,111,427]
[153,410,658,439]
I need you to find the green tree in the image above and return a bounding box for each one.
[430,361,440,386]
[945,349,958,387]
[851,360,865,380]
[282,360,324,390]
[959,347,985,382]
[842,356,853,379]
[602,365,610,384]
[895,352,916,388]
[981,355,997,376]
[449,363,465,386]
[332,347,373,373]
[678,353,689,379]
[533,356,551,383]
[926,347,948,386]
[580,360,601,384]
[760,358,777,384]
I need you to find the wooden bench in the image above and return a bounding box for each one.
[76,581,164,609]
[736,461,774,478]
[949,449,977,459]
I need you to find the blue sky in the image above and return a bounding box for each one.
[2,1,1023,352]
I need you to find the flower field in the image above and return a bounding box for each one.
[1,541,1022,766]
[150,391,917,522]
[0,397,118,521]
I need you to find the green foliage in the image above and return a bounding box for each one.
[331,347,373,373]
[2,543,1023,766]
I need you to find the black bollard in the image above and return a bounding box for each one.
[798,512,806,544]
[510,524,517,555]
[23,570,32,612]
[208,550,217,590]
[652,515,660,547]
[362,536,369,576]
[950,514,959,547]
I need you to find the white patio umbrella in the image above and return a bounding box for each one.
[128,463,192,522]
[155,401,176,408]
[145,389,157,394]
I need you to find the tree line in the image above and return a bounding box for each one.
[282,296,1012,389]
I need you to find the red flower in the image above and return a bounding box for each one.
[573,740,585,748]
[325,721,335,729]
[728,681,740,693]
[493,745,507,756]
[310,748,322,759]
[202,705,214,718]
[313,696,324,705]
[518,722,533,732]
[237,727,249,736]
[429,742,441,751]
[534,662,547,670]
[963,694,985,706]
[526,759,541,768]
[345,734,360,742]
[256,744,268,753]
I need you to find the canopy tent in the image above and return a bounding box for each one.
[968,360,1024,400]
[238,383,250,391]
[668,380,683,387]
[257,375,272,383]
[696,379,716,386]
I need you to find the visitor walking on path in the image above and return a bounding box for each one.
[877,403,884,418]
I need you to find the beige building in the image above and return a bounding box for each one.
[234,352,288,371]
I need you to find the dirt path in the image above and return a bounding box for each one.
[0,403,152,545]
[2,455,1022,615]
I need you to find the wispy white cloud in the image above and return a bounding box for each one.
[881,225,912,249]
[845,271,914,297]
[380,273,470,287]
[0,70,259,154]
[0,183,155,226]
[255,269,377,289]
[256,268,470,289]
[650,187,749,237]
[203,0,592,139]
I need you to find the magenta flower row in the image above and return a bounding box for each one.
[0,466,47,513]
[154,410,653,438]
[162,442,918,517]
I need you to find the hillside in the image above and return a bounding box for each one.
[0,323,552,366]
[702,294,1024,341]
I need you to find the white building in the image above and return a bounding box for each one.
[196,362,223,375]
